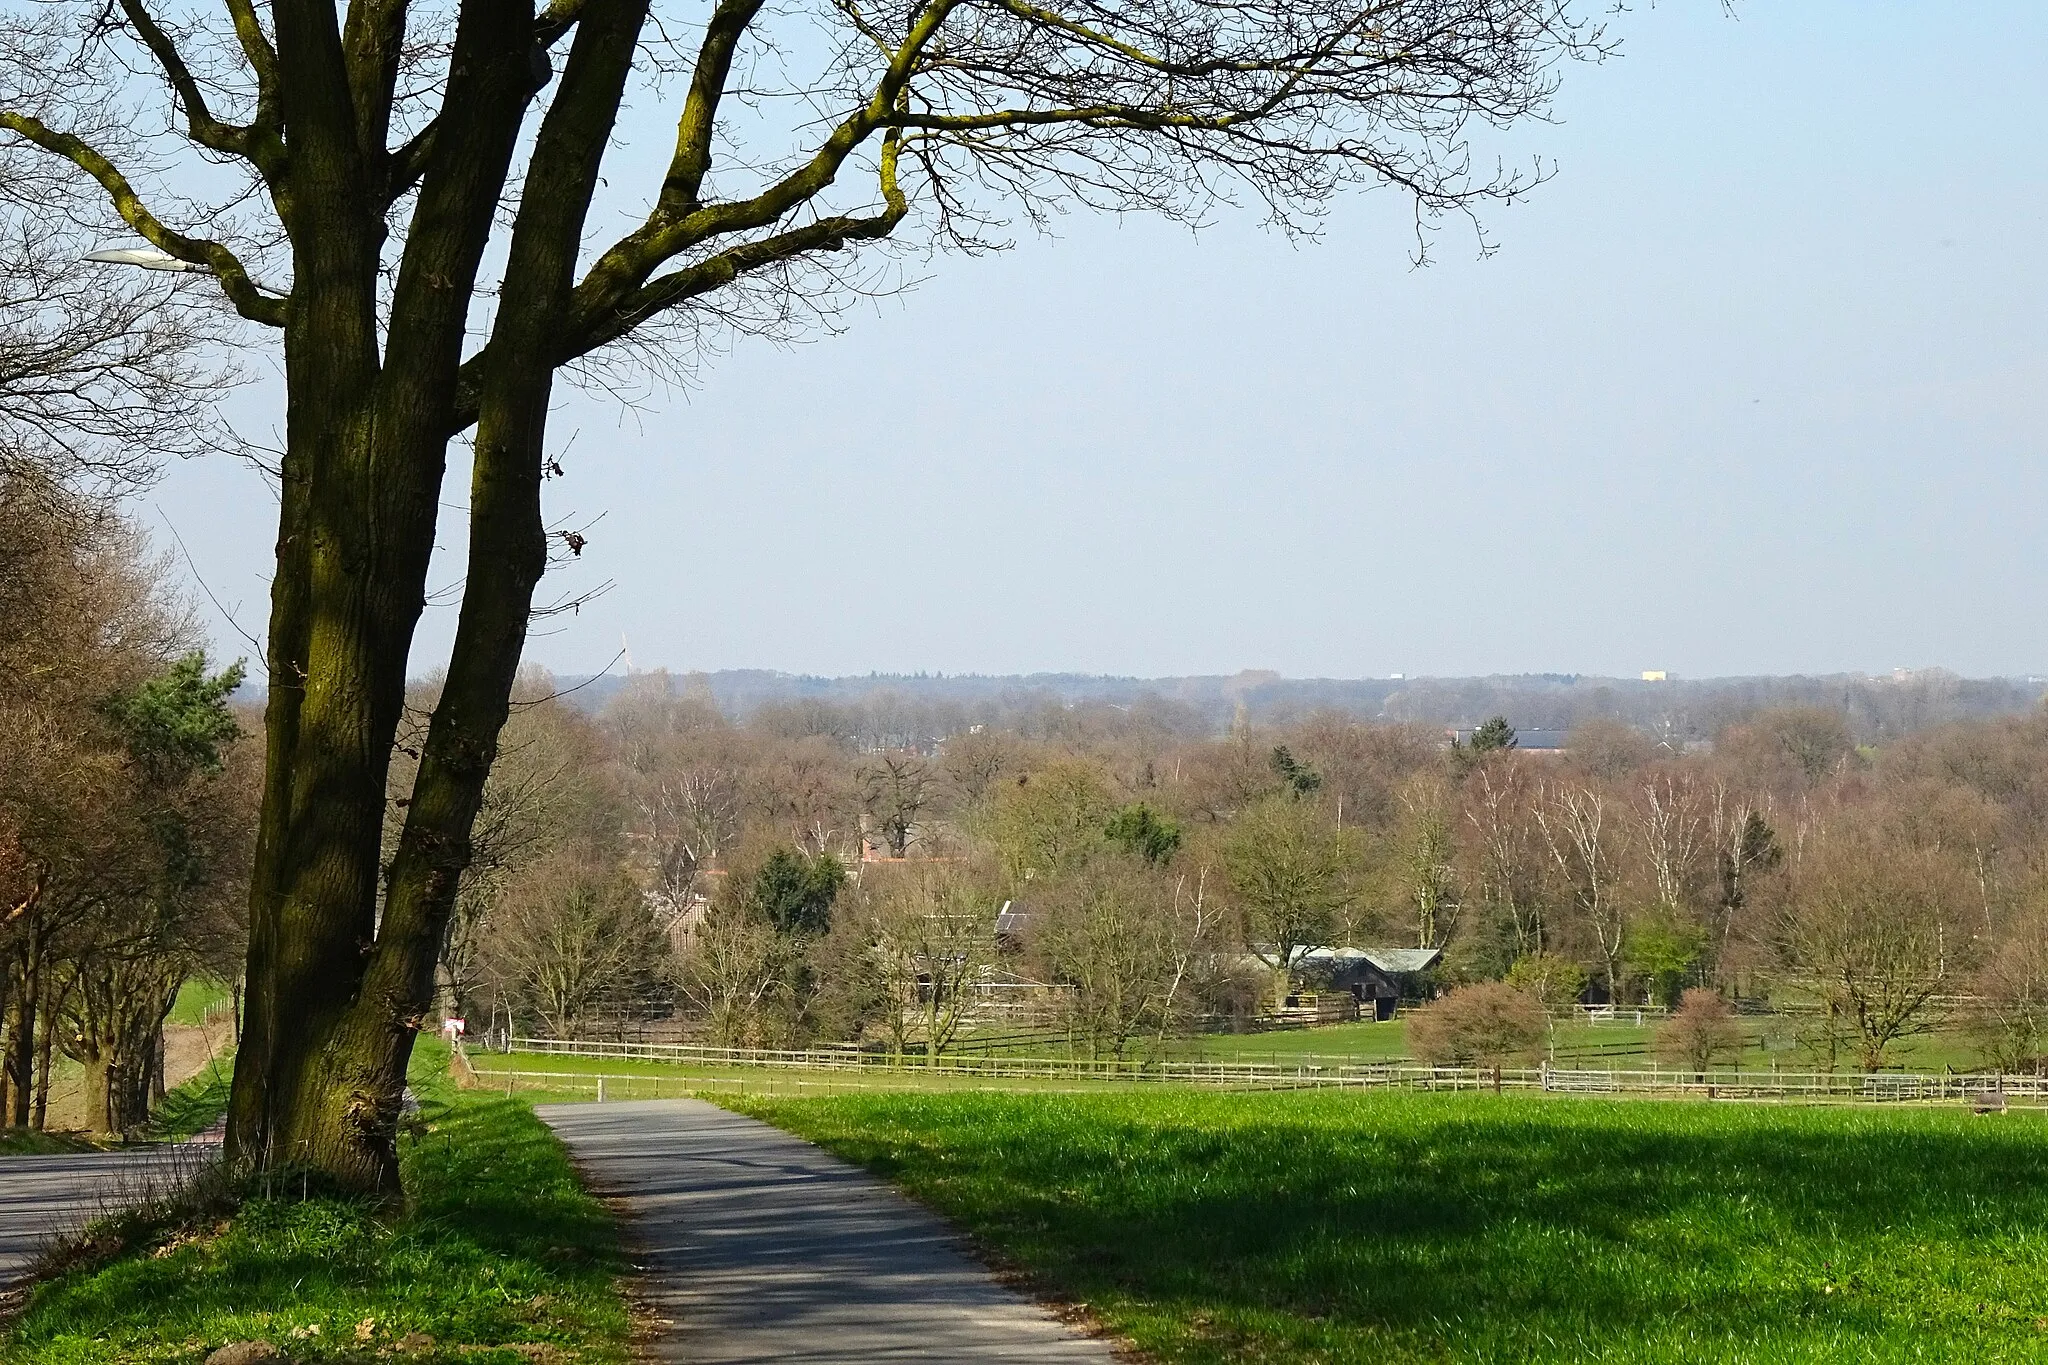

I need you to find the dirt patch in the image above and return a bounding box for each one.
[163,1018,234,1090]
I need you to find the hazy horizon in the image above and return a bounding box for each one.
[154,1,2048,682]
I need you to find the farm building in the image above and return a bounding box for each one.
[1298,947,1444,1020]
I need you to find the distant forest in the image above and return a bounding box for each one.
[554,669,2048,748]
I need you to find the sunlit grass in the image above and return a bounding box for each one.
[4,1043,631,1365]
[0,1130,103,1155]
[143,1052,235,1142]
[165,979,233,1028]
[742,1088,2048,1364]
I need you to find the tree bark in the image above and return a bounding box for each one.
[31,975,57,1129]
[224,0,648,1192]
[4,973,30,1127]
[4,937,39,1128]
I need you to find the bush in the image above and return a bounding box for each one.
[1406,983,1546,1067]
[1656,987,1744,1077]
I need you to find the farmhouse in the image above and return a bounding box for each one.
[1297,946,1444,1020]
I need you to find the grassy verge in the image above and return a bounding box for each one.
[3,1042,632,1365]
[739,1088,2048,1364]
[0,1131,105,1156]
[144,1051,236,1142]
[472,1050,1181,1102]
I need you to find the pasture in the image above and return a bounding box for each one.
[740,1088,2048,1364]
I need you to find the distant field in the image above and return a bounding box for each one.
[1188,1014,1993,1071]
[466,1050,1171,1103]
[740,1088,2048,1364]
[165,978,232,1028]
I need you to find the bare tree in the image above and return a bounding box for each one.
[1,478,250,1134]
[1967,908,2048,1073]
[482,850,668,1038]
[676,899,780,1047]
[858,861,1000,1062]
[1708,785,1782,980]
[1407,982,1545,1067]
[0,164,241,491]
[1222,795,1360,1007]
[1033,855,1212,1059]
[1465,756,1547,957]
[1654,987,1742,1080]
[1536,782,1624,1002]
[635,764,742,914]
[857,752,930,859]
[1636,773,1709,919]
[1780,832,1967,1072]
[1396,773,1460,950]
[939,728,1012,817]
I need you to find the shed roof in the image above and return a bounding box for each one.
[1360,947,1443,974]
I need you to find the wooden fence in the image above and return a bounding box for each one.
[476,1037,2044,1106]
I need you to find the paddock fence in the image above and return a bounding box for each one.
[462,1037,2048,1108]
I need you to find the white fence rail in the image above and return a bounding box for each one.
[480,1037,2042,1106]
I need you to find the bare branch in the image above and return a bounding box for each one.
[117,0,282,175]
[0,112,285,326]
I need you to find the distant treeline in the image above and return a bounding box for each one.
[541,669,2048,747]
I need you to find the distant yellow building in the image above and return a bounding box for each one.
[1641,670,1670,682]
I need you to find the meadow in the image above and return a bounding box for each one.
[740,1088,2048,1364]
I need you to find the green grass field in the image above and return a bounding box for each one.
[467,1049,1173,1103]
[1187,1015,1991,1071]
[165,978,233,1028]
[4,1042,633,1365]
[740,1088,2048,1364]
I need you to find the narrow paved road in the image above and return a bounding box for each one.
[539,1099,1119,1363]
[0,1146,212,1288]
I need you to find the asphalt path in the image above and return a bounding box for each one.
[539,1099,1118,1363]
[0,1145,214,1288]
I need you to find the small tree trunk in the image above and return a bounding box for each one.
[5,975,33,1127]
[0,966,11,1121]
[79,1054,113,1136]
[32,992,55,1130]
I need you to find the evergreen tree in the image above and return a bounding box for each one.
[1104,803,1183,865]
[744,848,847,939]
[1468,716,1519,754]
[1269,745,1323,798]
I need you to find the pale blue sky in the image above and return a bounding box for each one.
[156,2,2048,681]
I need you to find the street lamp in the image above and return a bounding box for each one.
[83,246,212,273]
[84,244,284,294]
